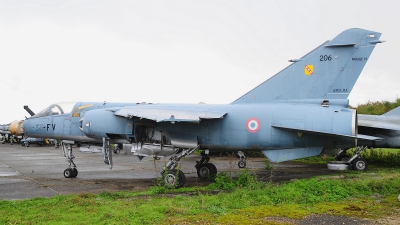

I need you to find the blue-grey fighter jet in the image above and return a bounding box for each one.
[357,107,400,148]
[333,107,400,168]
[1,120,24,144]
[22,28,384,188]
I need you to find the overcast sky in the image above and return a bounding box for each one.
[1,0,399,124]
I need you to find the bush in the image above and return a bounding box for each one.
[346,148,400,167]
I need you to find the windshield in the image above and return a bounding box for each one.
[31,102,77,118]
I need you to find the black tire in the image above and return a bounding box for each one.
[238,160,246,168]
[209,163,217,176]
[64,168,73,178]
[163,169,185,188]
[177,170,186,188]
[26,142,29,147]
[352,158,368,171]
[197,163,216,179]
[39,142,43,146]
[72,168,78,178]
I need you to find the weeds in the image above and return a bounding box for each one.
[346,148,400,167]
[1,167,399,224]
[208,169,265,191]
[264,160,273,169]
[2,149,399,224]
[294,155,335,164]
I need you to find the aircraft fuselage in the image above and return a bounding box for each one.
[23,101,357,154]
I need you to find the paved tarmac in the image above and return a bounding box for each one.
[0,143,336,200]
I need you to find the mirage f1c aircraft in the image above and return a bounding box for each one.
[23,28,384,188]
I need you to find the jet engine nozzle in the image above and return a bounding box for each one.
[9,120,24,135]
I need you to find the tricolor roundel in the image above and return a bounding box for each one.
[246,118,260,133]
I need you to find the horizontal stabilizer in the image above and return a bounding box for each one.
[356,134,383,141]
[358,114,400,131]
[262,147,323,163]
[382,106,400,117]
[113,106,226,123]
[324,42,356,47]
[272,124,382,141]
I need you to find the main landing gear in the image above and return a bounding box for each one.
[195,150,218,179]
[161,146,199,188]
[161,148,256,188]
[160,147,218,188]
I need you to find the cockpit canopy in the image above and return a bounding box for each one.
[30,102,77,118]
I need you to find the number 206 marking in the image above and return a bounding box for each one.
[320,55,332,61]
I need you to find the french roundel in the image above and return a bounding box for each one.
[246,118,260,133]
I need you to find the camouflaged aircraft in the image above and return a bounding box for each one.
[22,28,384,188]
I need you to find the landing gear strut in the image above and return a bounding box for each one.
[102,137,113,169]
[161,146,200,188]
[237,151,246,168]
[334,148,350,162]
[61,141,78,178]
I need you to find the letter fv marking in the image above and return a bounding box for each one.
[46,124,56,131]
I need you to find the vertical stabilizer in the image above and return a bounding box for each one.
[232,28,383,104]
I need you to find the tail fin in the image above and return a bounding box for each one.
[232,28,383,104]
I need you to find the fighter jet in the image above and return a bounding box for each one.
[357,107,400,148]
[333,107,400,167]
[22,28,383,188]
[0,120,24,144]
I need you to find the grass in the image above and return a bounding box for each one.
[294,148,400,167]
[1,167,399,224]
[348,148,400,167]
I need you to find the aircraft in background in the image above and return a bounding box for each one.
[0,106,36,144]
[357,107,400,148]
[22,28,383,188]
[0,120,24,144]
[333,107,400,168]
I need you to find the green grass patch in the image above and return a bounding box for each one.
[294,154,335,164]
[347,148,400,167]
[294,148,400,167]
[1,167,399,224]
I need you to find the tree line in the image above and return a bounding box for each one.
[352,98,400,115]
